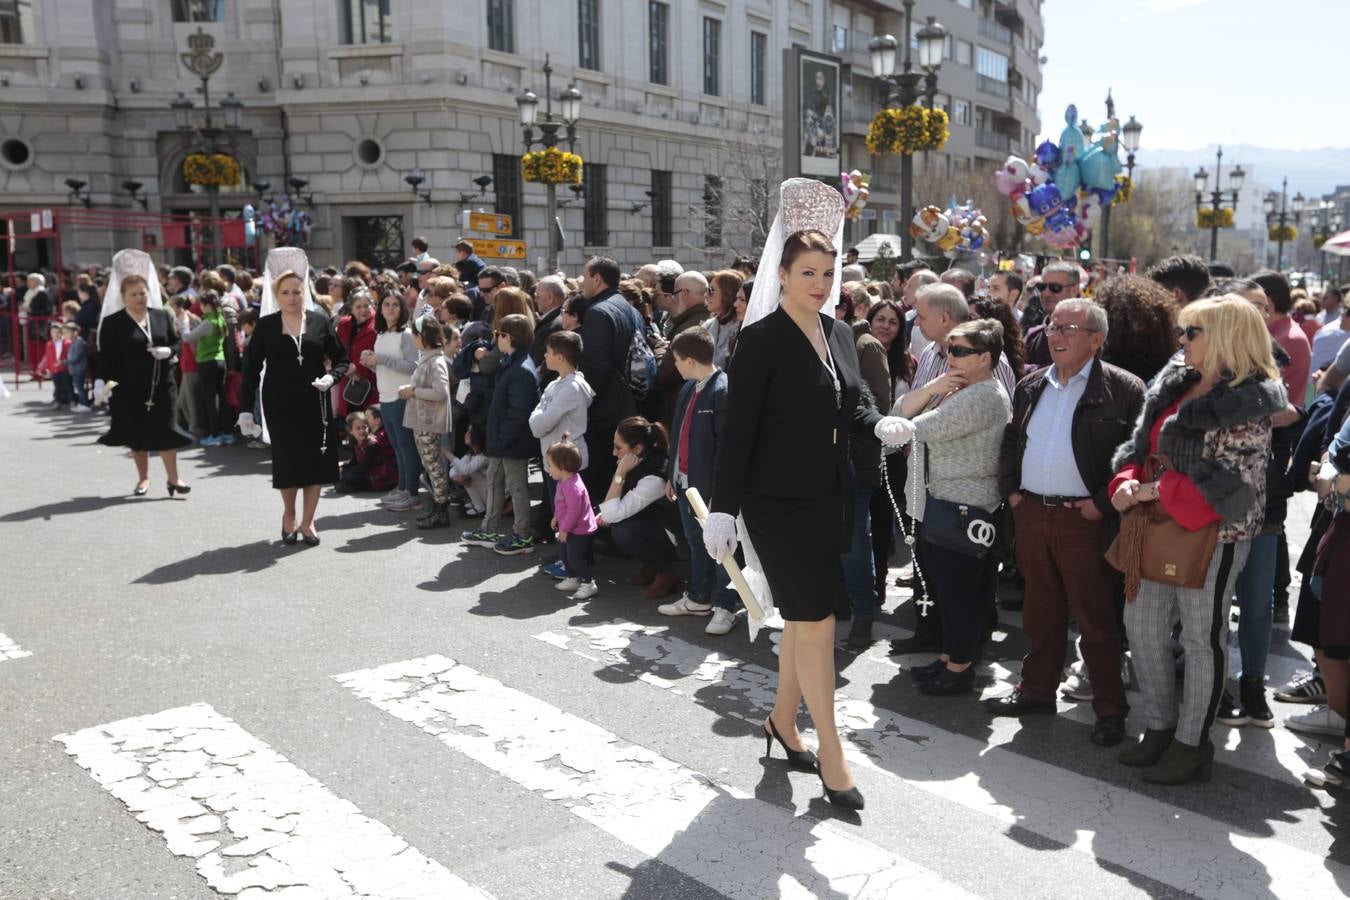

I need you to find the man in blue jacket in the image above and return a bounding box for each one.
[658,329,738,634]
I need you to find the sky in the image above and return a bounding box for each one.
[1037,0,1350,151]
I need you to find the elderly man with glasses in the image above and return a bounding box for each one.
[656,272,712,427]
[1025,262,1083,368]
[988,298,1146,747]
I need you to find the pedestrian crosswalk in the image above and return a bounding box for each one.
[0,630,31,661]
[42,607,1350,900]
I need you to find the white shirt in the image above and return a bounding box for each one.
[1310,319,1350,373]
[1019,358,1094,498]
[906,309,933,357]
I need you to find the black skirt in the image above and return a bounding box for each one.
[97,363,193,452]
[262,382,340,489]
[741,491,849,622]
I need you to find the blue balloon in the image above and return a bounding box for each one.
[1028,182,1063,216]
[1046,208,1077,231]
[1035,140,1061,169]
[1092,186,1118,205]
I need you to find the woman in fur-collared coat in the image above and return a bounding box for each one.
[1107,296,1286,786]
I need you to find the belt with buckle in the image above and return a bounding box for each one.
[1025,491,1088,507]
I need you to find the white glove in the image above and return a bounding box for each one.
[311,374,334,391]
[703,512,738,563]
[237,412,262,438]
[874,416,917,447]
[93,379,111,405]
[147,346,172,360]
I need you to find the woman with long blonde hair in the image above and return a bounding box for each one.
[1109,295,1285,785]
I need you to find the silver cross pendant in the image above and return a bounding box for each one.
[915,595,934,618]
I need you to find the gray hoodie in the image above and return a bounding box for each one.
[528,370,595,468]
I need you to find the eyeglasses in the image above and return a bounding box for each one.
[1175,324,1205,341]
[1045,324,1101,337]
[1043,282,1075,295]
[947,344,985,358]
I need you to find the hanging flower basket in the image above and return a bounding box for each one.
[1314,234,1327,249]
[522,147,583,184]
[1196,207,1235,230]
[1268,224,1298,242]
[866,105,949,156]
[183,153,241,187]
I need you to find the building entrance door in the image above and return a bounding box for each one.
[349,215,405,270]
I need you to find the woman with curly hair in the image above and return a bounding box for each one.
[1095,274,1179,384]
[973,298,1026,375]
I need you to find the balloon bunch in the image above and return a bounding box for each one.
[909,199,989,259]
[994,104,1123,250]
[258,195,313,248]
[840,169,872,220]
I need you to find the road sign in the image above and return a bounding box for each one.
[461,211,513,235]
[466,238,527,261]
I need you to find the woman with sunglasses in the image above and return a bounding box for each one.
[1109,295,1284,784]
[893,317,1012,695]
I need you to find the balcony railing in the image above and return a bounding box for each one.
[979,18,1012,43]
[976,129,1011,152]
[977,74,1010,97]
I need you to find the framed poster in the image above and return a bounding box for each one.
[798,52,841,177]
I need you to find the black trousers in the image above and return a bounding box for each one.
[923,536,997,665]
[195,359,228,437]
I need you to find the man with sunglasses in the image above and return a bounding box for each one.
[1024,262,1082,369]
[990,299,1145,747]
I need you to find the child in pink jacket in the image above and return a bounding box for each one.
[547,435,598,601]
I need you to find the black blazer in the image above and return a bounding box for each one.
[711,307,881,517]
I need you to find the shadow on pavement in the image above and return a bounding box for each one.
[0,494,169,521]
[133,539,292,584]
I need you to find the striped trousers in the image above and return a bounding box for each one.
[1123,540,1250,747]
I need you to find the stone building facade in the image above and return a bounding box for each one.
[0,0,1042,273]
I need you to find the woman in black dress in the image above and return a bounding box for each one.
[95,251,192,496]
[705,210,910,811]
[239,268,348,545]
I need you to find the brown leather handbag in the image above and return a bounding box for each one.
[1105,455,1219,600]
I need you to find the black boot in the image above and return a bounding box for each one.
[416,501,451,530]
[1240,676,1274,728]
[1142,739,1214,785]
[1118,727,1174,767]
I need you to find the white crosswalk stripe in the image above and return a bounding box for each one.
[335,654,980,900]
[0,631,31,661]
[54,703,493,899]
[533,620,1350,900]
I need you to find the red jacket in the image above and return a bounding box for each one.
[1109,399,1219,530]
[38,338,69,376]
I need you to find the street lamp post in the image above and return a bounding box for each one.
[171,27,244,267]
[1097,97,1141,260]
[869,0,946,259]
[1313,201,1345,287]
[1193,146,1244,263]
[516,55,582,274]
[1263,177,1303,271]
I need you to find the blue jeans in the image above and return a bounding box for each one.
[611,514,676,570]
[676,493,736,611]
[379,398,422,494]
[1234,531,1278,680]
[841,485,877,619]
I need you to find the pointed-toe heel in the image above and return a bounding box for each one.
[763,718,818,772]
[817,770,865,811]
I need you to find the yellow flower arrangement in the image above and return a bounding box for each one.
[522,147,583,184]
[1314,234,1327,249]
[866,105,949,156]
[183,153,241,187]
[1112,174,1132,206]
[1196,207,1235,230]
[1268,224,1298,243]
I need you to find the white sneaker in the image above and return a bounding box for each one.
[1286,705,1348,738]
[385,493,421,511]
[1061,673,1093,702]
[72,404,92,412]
[705,608,738,635]
[556,577,581,593]
[570,581,598,600]
[657,594,713,617]
[379,488,403,504]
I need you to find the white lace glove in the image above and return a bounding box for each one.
[237,412,262,438]
[93,379,111,405]
[311,374,334,391]
[147,346,172,360]
[874,416,917,446]
[703,512,738,563]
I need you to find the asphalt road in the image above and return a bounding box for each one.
[2,380,1348,899]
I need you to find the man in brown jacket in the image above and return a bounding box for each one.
[988,298,1145,748]
[656,271,711,429]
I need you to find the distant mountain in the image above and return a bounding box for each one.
[1136,145,1349,198]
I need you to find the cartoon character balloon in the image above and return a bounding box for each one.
[840,170,872,220]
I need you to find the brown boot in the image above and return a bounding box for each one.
[627,562,657,587]
[1142,739,1213,785]
[641,566,680,600]
[846,617,875,651]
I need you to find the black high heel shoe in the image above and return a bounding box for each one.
[299,529,320,547]
[281,527,299,545]
[908,658,946,681]
[763,718,818,772]
[917,666,976,696]
[167,482,191,497]
[817,767,865,811]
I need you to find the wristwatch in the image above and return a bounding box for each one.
[612,475,625,485]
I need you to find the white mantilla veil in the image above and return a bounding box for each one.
[737,178,847,641]
[98,249,163,341]
[259,247,316,317]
